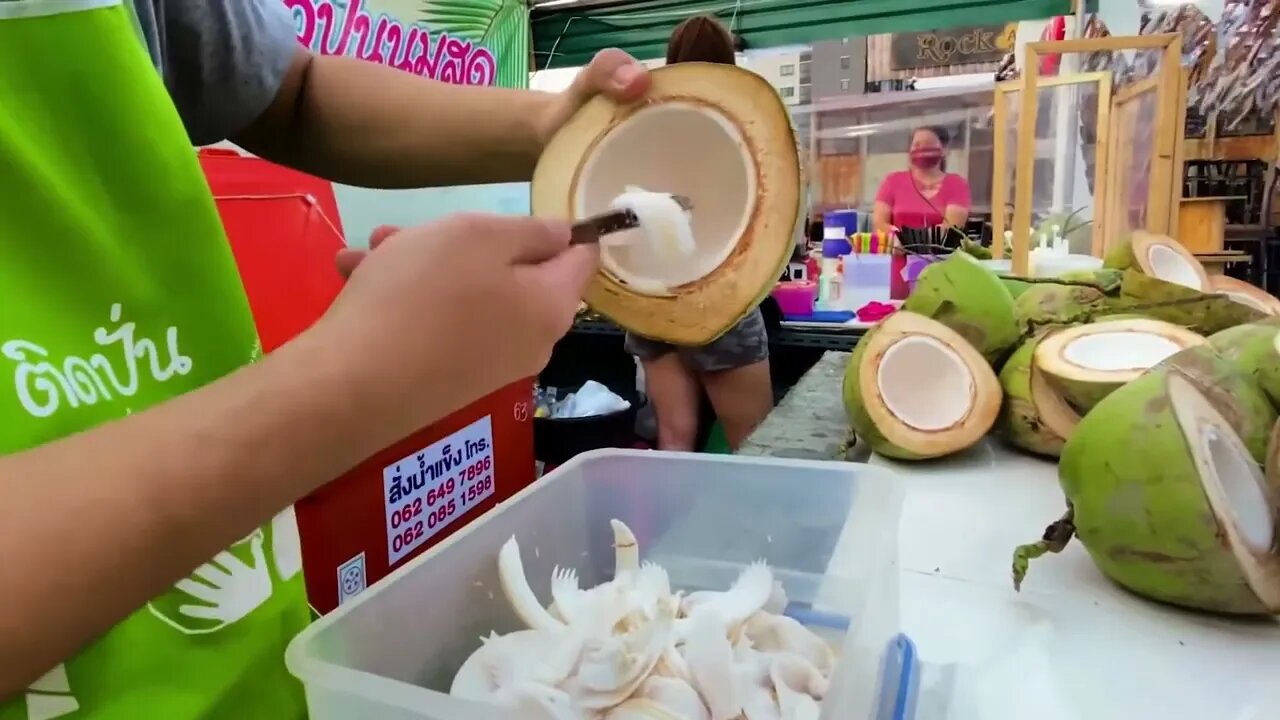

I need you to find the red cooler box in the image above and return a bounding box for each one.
[200,149,535,614]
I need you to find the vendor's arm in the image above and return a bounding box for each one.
[942,175,973,230]
[0,214,594,697]
[155,0,647,187]
[0,329,398,696]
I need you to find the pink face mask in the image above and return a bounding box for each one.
[909,149,943,170]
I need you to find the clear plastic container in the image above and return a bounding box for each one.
[286,449,907,720]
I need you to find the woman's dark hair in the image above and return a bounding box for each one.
[667,15,737,65]
[911,126,951,172]
[912,125,951,147]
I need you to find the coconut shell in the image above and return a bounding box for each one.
[1208,276,1280,316]
[996,333,1068,457]
[1036,319,1208,414]
[901,253,1020,365]
[843,311,1000,460]
[531,63,801,346]
[1159,346,1278,462]
[1059,351,1279,613]
[1209,321,1280,409]
[1103,231,1210,292]
[844,328,913,459]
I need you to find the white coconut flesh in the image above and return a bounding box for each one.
[574,102,754,296]
[1037,319,1205,383]
[608,186,696,267]
[1132,232,1208,291]
[1145,244,1204,290]
[1167,373,1280,608]
[875,334,975,432]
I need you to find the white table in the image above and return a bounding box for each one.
[871,439,1280,720]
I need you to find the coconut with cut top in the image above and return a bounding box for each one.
[996,330,1081,457]
[1103,231,1210,292]
[1053,350,1280,614]
[843,311,1001,460]
[531,62,802,345]
[1208,275,1280,316]
[1034,317,1207,412]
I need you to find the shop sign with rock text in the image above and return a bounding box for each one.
[889,24,1016,71]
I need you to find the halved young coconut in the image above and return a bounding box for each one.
[1103,231,1209,291]
[843,311,1001,460]
[531,62,802,345]
[1034,317,1207,412]
[996,330,1081,457]
[1208,275,1280,316]
[1057,355,1280,614]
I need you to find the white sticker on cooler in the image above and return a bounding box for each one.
[382,415,496,565]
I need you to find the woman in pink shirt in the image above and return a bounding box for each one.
[873,126,972,233]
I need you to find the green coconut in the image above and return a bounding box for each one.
[1033,317,1209,413]
[1000,276,1033,300]
[995,331,1080,457]
[1208,321,1280,408]
[1268,421,1280,492]
[844,311,1001,460]
[1013,282,1109,333]
[1011,268,1265,335]
[1013,346,1280,613]
[901,252,1020,365]
[1056,267,1124,292]
[1115,270,1267,334]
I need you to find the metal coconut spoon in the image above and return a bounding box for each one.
[569,194,693,246]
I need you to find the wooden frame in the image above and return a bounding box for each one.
[990,71,1112,258]
[1010,34,1184,275]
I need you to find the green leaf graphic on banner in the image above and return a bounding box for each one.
[421,0,528,88]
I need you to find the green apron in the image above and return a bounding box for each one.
[0,1,311,717]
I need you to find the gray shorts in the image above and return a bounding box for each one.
[624,308,769,373]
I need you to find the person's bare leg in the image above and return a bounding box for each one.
[641,353,703,451]
[702,359,774,450]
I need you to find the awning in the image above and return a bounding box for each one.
[533,0,1081,70]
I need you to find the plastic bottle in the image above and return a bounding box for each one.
[817,227,845,310]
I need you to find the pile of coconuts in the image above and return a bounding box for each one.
[842,231,1280,615]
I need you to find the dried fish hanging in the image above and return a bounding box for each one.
[1168,0,1280,136]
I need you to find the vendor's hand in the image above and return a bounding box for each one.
[319,214,597,435]
[535,49,650,145]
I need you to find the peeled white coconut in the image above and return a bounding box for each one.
[453,519,837,717]
[1208,275,1280,316]
[1046,350,1280,614]
[843,311,1001,460]
[1105,231,1209,291]
[1034,317,1207,412]
[532,62,802,346]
